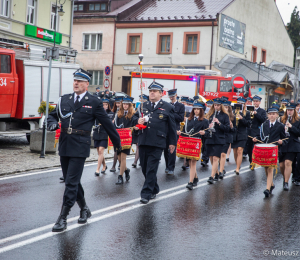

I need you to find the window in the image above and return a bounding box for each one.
[261,49,266,63]
[50,4,58,31]
[220,80,232,92]
[0,0,9,17]
[157,33,173,54]
[0,54,11,73]
[126,33,143,54]
[27,0,36,25]
[183,32,200,54]
[89,3,105,11]
[251,46,257,62]
[204,79,218,92]
[83,34,102,50]
[74,4,83,11]
[87,70,103,86]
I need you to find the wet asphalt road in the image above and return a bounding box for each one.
[1,153,300,260]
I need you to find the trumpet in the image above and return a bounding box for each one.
[180,122,185,131]
[250,111,254,120]
[279,104,286,113]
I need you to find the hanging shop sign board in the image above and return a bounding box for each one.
[25,24,62,44]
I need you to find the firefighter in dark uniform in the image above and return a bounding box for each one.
[201,99,213,166]
[137,81,177,204]
[47,69,121,232]
[164,89,185,175]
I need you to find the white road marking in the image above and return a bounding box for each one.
[0,166,259,254]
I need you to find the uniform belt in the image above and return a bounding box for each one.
[61,128,91,136]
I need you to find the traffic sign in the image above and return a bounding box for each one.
[104,79,110,89]
[231,74,246,89]
[105,66,111,76]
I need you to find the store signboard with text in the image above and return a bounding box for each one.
[25,24,62,44]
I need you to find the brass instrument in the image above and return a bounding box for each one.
[250,111,254,120]
[279,104,286,113]
[180,122,185,131]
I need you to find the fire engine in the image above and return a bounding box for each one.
[124,67,250,102]
[0,41,79,139]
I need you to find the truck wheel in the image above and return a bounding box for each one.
[26,133,31,143]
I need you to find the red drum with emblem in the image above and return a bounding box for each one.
[108,128,132,150]
[252,144,278,167]
[176,136,202,160]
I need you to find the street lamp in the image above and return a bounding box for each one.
[40,0,65,158]
[257,61,265,82]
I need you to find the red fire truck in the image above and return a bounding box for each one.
[125,67,249,102]
[0,42,79,138]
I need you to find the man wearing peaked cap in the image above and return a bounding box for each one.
[164,89,185,175]
[137,81,176,204]
[47,68,121,232]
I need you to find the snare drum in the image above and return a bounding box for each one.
[252,144,278,167]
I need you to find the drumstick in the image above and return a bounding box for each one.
[269,138,289,144]
[248,135,264,143]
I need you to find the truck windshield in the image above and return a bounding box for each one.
[0,54,11,73]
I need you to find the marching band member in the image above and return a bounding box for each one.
[232,97,251,175]
[164,89,185,175]
[278,103,300,191]
[132,94,149,168]
[205,98,230,184]
[218,99,235,177]
[110,96,123,172]
[247,95,267,167]
[253,106,286,198]
[243,97,253,158]
[93,97,114,175]
[115,97,138,185]
[177,100,208,190]
[296,100,300,117]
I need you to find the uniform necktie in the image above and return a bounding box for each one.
[271,123,274,129]
[194,117,197,121]
[124,111,127,116]
[75,95,80,106]
[151,102,155,110]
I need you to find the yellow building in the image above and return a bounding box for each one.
[0,0,75,54]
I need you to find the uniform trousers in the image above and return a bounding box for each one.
[140,145,163,200]
[201,138,209,163]
[60,156,86,208]
[164,136,178,171]
[247,137,254,163]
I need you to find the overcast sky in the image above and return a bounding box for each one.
[276,0,299,25]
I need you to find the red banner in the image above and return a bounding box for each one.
[252,144,278,167]
[176,136,202,160]
[108,128,132,150]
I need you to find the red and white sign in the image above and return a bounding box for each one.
[231,74,246,89]
[104,79,110,89]
[138,81,147,90]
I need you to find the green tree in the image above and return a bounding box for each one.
[287,6,300,65]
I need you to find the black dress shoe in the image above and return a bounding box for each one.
[186,182,193,190]
[125,168,130,181]
[213,173,219,181]
[116,175,123,185]
[59,176,64,181]
[140,198,149,204]
[110,168,116,172]
[219,172,224,179]
[234,170,239,175]
[223,169,226,175]
[283,182,289,191]
[150,194,156,200]
[270,185,275,194]
[77,198,92,224]
[226,158,229,162]
[181,165,187,171]
[52,206,71,232]
[201,161,208,167]
[95,172,100,176]
[207,177,214,184]
[263,189,270,198]
[101,166,107,174]
[132,163,137,168]
[193,177,199,186]
[294,181,300,186]
[165,168,169,173]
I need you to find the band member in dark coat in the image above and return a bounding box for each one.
[243,97,253,158]
[218,99,235,178]
[110,96,123,172]
[232,97,251,174]
[278,103,300,191]
[177,101,208,190]
[205,98,230,184]
[253,106,286,198]
[93,97,114,175]
[115,97,138,185]
[247,95,267,166]
[47,69,121,232]
[164,89,185,175]
[137,81,176,204]
[132,94,149,168]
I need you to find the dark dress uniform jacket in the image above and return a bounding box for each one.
[93,111,114,141]
[225,117,235,144]
[138,100,177,149]
[182,118,209,139]
[205,111,230,145]
[172,102,185,131]
[281,120,300,153]
[48,92,121,158]
[114,111,138,129]
[249,107,267,137]
[232,110,251,141]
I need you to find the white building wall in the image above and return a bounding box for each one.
[216,0,294,67]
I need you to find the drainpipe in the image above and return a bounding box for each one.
[111,18,116,91]
[69,0,74,49]
[210,20,214,70]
